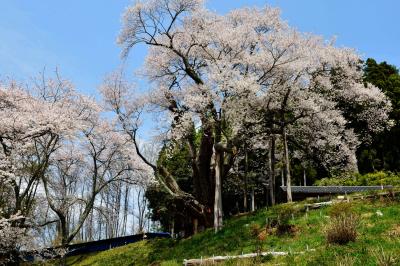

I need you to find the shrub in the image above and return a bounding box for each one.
[329,202,354,218]
[249,223,266,255]
[326,203,359,245]
[316,171,400,186]
[249,223,262,238]
[316,172,357,186]
[326,214,359,245]
[271,203,299,235]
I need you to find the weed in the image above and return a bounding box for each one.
[334,254,357,266]
[374,246,399,266]
[326,202,359,245]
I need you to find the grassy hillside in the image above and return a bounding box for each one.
[53,194,400,266]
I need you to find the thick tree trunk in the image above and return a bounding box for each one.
[283,128,292,202]
[184,124,215,232]
[158,164,212,228]
[194,125,215,208]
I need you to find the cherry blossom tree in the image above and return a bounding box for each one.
[0,74,83,262]
[100,70,212,232]
[0,212,27,264]
[42,117,151,246]
[117,0,391,230]
[0,71,153,262]
[235,46,391,202]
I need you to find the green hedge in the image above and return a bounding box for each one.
[315,171,400,186]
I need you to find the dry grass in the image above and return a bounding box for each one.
[373,246,399,266]
[386,224,400,238]
[326,202,359,245]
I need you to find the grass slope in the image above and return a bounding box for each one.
[60,196,400,266]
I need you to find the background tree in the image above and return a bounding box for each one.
[42,118,150,246]
[0,73,154,262]
[357,58,400,173]
[0,75,83,263]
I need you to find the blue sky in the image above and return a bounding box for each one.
[1,0,399,97]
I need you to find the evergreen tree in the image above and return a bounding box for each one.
[358,58,400,172]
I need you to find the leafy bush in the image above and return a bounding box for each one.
[316,172,357,186]
[248,223,266,255]
[271,203,300,235]
[249,223,262,238]
[329,202,354,218]
[326,203,359,245]
[316,171,400,186]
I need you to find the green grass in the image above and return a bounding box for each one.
[44,195,400,266]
